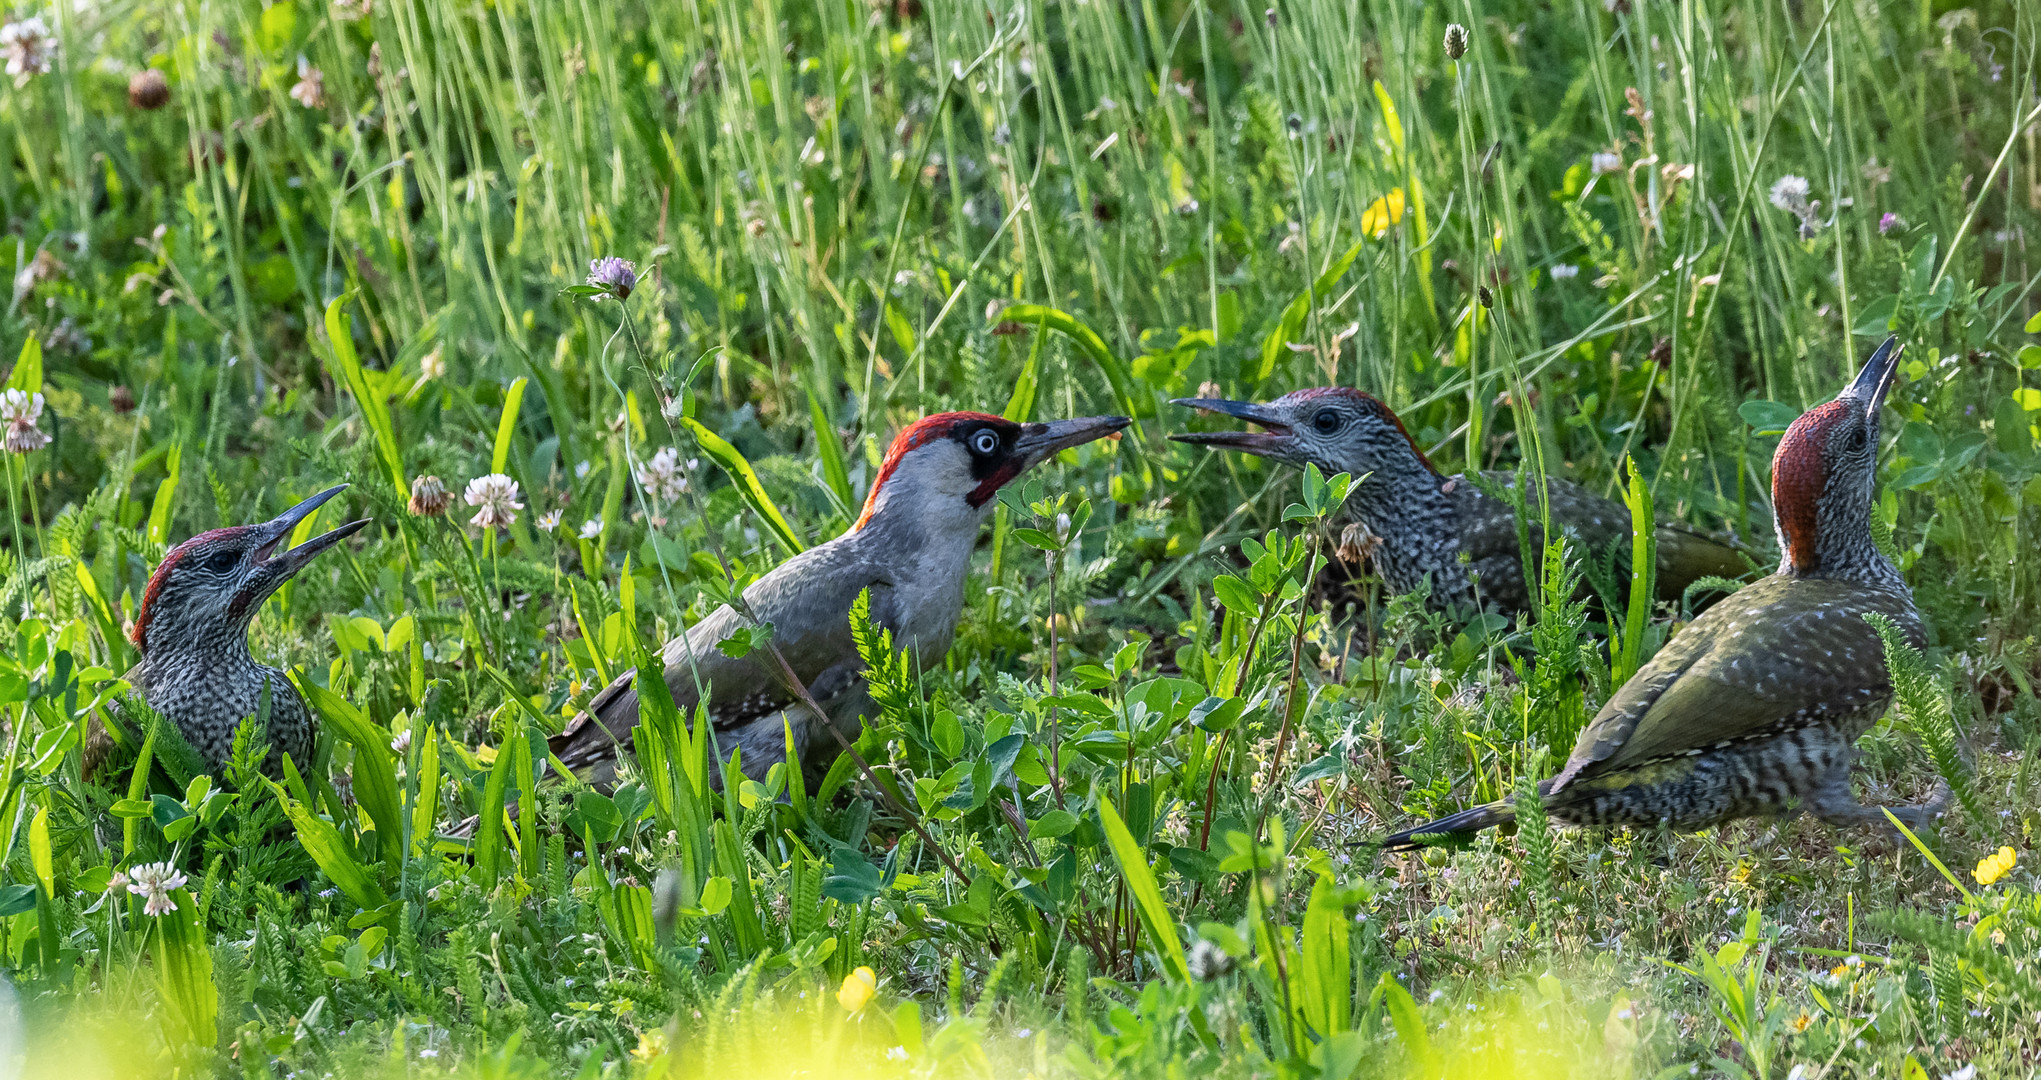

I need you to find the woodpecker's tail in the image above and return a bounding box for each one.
[1380,800,1516,852]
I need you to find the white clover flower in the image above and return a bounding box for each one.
[578,517,603,540]
[1768,175,1810,212]
[1,16,54,87]
[463,473,523,529]
[390,729,412,755]
[1549,263,1580,280]
[127,861,189,917]
[0,388,50,453]
[634,446,689,502]
[1590,151,1621,175]
[289,55,325,108]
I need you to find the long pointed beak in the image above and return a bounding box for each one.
[1167,397,1293,456]
[252,484,371,576]
[1843,335,1903,416]
[1013,414,1132,465]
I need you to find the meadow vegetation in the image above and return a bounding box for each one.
[2,0,2040,1075]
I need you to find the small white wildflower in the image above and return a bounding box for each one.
[1549,263,1580,281]
[0,388,50,453]
[1590,151,1621,175]
[1943,1066,1976,1080]
[288,55,326,109]
[126,861,189,917]
[463,473,523,529]
[418,345,446,381]
[575,459,592,479]
[885,1047,909,1062]
[634,446,689,502]
[1768,174,1810,212]
[578,518,603,540]
[1,16,54,87]
[390,729,412,755]
[536,509,562,532]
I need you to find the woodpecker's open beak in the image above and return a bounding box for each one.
[1013,414,1132,466]
[1841,335,1903,418]
[250,484,372,577]
[1166,398,1295,457]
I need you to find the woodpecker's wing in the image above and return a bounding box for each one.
[550,543,899,774]
[1652,523,1757,603]
[1550,575,1920,791]
[1454,473,1631,611]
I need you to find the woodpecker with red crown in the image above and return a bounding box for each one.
[550,411,1131,786]
[1381,337,1939,848]
[86,485,371,777]
[1171,387,1750,617]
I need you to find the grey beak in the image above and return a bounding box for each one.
[1844,335,1903,417]
[1013,414,1132,464]
[1167,397,1293,455]
[252,484,371,575]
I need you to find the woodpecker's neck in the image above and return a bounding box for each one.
[1339,464,1458,593]
[140,617,262,685]
[1775,487,1903,590]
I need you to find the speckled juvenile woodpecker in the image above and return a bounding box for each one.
[1170,388,1750,616]
[85,485,371,776]
[1382,337,1937,848]
[550,411,1131,787]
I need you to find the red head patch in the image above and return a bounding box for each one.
[131,528,241,650]
[1286,387,1438,475]
[853,412,1011,531]
[1772,400,1845,573]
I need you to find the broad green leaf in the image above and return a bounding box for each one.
[1255,238,1364,384]
[266,779,390,910]
[1098,799,1189,981]
[996,305,1145,432]
[148,443,182,546]
[300,679,404,869]
[682,416,805,553]
[1210,574,1261,614]
[29,806,52,898]
[1374,971,1436,1073]
[154,889,217,1048]
[6,334,41,393]
[492,377,528,474]
[323,296,407,501]
[1002,311,1048,422]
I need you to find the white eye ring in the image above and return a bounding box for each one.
[972,430,999,455]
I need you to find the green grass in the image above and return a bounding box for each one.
[3,0,2041,1075]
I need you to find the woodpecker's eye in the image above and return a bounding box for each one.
[1845,427,1867,452]
[1312,409,1342,434]
[203,550,240,574]
[969,429,1000,456]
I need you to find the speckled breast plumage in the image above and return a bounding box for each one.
[143,660,315,774]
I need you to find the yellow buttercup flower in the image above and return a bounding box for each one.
[838,965,878,1012]
[631,1027,668,1063]
[1362,188,1407,238]
[1973,845,2017,886]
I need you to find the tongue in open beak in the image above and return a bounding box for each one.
[1167,397,1293,456]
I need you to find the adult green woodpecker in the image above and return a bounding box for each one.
[1383,337,1939,847]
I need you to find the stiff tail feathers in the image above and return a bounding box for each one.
[1380,800,1517,852]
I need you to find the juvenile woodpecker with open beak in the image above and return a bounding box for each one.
[1383,337,1938,847]
[1171,387,1750,617]
[550,411,1131,787]
[86,485,371,776]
